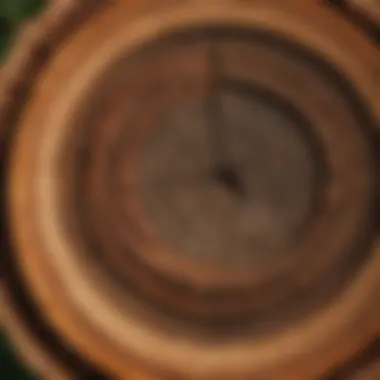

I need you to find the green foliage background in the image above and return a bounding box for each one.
[0,0,45,59]
[0,333,37,379]
[1,2,46,379]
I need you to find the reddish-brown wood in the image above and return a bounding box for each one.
[1,1,380,379]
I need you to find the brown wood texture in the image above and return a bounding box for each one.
[1,0,380,379]
[348,0,380,24]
